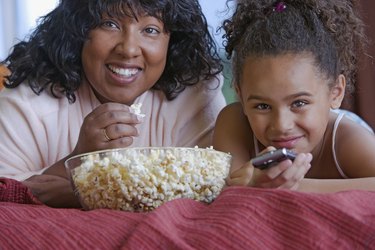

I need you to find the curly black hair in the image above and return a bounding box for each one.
[222,0,366,93]
[2,0,223,103]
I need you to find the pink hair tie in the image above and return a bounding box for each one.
[273,2,287,13]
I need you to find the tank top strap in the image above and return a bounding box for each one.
[332,112,349,178]
[253,134,260,155]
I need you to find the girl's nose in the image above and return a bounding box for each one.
[114,32,141,58]
[271,110,294,132]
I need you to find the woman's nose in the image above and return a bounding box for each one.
[114,32,141,58]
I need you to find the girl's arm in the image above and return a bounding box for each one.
[336,118,375,178]
[298,177,375,192]
[299,117,375,192]
[212,102,253,172]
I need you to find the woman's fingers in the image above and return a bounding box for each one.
[74,103,144,154]
[84,103,141,128]
[102,123,139,141]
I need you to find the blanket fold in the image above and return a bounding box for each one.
[1,177,375,249]
[0,177,42,205]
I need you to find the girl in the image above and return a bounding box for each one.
[0,0,226,207]
[213,0,375,191]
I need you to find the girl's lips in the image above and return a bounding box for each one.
[271,136,302,149]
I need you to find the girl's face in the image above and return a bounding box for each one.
[237,53,345,155]
[81,13,170,105]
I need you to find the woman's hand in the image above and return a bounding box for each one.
[22,174,81,208]
[226,147,312,190]
[73,103,142,155]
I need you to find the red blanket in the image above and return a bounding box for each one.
[1,178,375,249]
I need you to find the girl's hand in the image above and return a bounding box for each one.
[226,147,312,190]
[72,102,142,155]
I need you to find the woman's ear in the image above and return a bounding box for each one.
[330,74,346,109]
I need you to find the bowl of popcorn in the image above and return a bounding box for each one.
[65,147,232,212]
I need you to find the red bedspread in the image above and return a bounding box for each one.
[1,178,375,249]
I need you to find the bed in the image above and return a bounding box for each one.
[1,177,375,249]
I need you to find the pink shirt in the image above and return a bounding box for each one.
[0,76,226,181]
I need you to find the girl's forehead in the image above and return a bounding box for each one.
[242,53,316,76]
[240,53,328,90]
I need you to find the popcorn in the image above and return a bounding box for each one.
[130,103,146,119]
[69,147,231,212]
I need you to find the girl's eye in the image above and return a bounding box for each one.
[255,103,271,110]
[292,100,308,108]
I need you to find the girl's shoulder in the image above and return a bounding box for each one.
[213,102,254,169]
[331,110,375,177]
[330,109,373,134]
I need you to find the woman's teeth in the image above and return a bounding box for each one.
[108,65,139,77]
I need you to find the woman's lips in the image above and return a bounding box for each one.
[107,64,140,77]
[106,64,141,85]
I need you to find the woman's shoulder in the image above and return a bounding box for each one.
[158,74,226,107]
[0,83,70,115]
[187,73,224,96]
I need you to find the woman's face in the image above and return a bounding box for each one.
[81,13,170,105]
[237,53,344,156]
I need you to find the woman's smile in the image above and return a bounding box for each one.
[107,64,140,78]
[81,14,170,104]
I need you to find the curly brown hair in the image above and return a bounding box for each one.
[2,0,222,103]
[222,0,366,93]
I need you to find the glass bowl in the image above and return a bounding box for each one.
[65,147,232,212]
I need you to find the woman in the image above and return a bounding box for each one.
[0,0,226,207]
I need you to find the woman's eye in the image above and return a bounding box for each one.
[101,20,119,29]
[292,100,308,108]
[144,27,160,35]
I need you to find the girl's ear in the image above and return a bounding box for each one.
[234,81,241,98]
[330,74,346,109]
[233,80,244,105]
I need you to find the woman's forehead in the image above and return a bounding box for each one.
[98,1,162,18]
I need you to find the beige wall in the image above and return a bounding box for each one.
[346,0,375,130]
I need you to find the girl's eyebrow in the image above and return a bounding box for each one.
[287,91,313,99]
[246,94,264,102]
[246,91,313,102]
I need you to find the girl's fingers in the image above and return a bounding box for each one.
[274,153,313,189]
[263,160,291,179]
[258,153,312,189]
[226,162,254,186]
